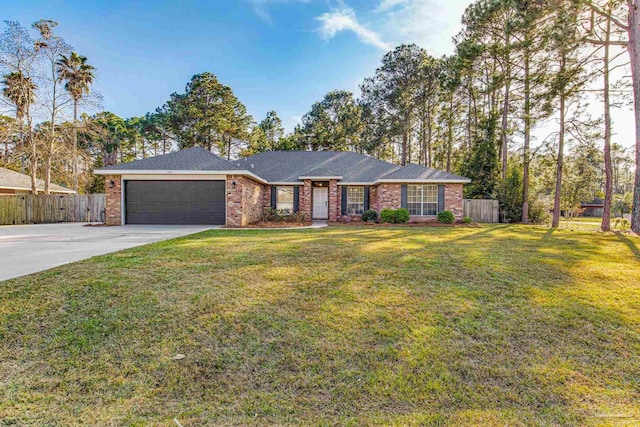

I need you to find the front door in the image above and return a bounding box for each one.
[313,187,329,219]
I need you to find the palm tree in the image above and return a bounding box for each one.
[2,71,37,187]
[57,52,95,192]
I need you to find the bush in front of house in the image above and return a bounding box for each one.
[462,216,473,224]
[395,208,409,223]
[362,209,378,222]
[437,210,455,224]
[262,208,307,223]
[380,208,410,224]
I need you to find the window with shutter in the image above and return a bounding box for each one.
[407,184,438,216]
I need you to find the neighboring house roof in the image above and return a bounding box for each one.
[97,147,241,171]
[95,147,470,184]
[0,167,75,193]
[581,198,604,207]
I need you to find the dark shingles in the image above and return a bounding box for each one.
[379,163,470,181]
[98,147,470,183]
[237,151,470,183]
[97,147,240,171]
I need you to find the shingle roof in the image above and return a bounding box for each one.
[95,147,470,183]
[379,163,469,181]
[0,167,75,193]
[97,147,240,171]
[236,151,469,183]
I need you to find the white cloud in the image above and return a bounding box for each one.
[375,0,409,13]
[376,0,471,55]
[317,8,392,51]
[249,0,309,24]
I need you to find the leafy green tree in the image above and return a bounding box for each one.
[460,112,500,199]
[295,90,363,152]
[498,163,524,222]
[160,72,252,159]
[361,44,426,165]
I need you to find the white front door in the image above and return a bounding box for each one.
[313,187,329,219]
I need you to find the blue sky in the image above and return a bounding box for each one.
[4,0,471,132]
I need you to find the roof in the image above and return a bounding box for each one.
[95,147,470,184]
[581,198,604,207]
[0,168,76,193]
[96,147,240,172]
[236,151,469,183]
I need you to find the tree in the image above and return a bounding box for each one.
[546,0,590,228]
[460,112,501,199]
[414,55,442,167]
[361,44,426,165]
[33,19,72,194]
[57,51,96,192]
[296,90,363,152]
[2,71,38,192]
[160,72,252,159]
[259,111,284,146]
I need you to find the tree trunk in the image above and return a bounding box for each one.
[629,1,640,233]
[73,101,79,193]
[552,63,567,229]
[501,76,510,179]
[602,15,613,232]
[522,48,531,223]
[427,108,433,168]
[401,120,408,166]
[447,96,453,172]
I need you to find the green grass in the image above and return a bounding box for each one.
[1,225,639,426]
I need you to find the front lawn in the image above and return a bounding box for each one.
[1,226,639,425]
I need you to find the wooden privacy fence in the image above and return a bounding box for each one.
[0,194,105,225]
[463,199,499,223]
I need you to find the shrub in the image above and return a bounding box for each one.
[380,208,410,224]
[437,210,455,224]
[380,208,395,223]
[395,208,410,223]
[462,216,473,224]
[261,208,307,223]
[616,218,630,231]
[361,209,378,222]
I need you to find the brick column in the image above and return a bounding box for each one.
[226,175,243,227]
[328,179,339,221]
[105,175,122,225]
[301,180,312,220]
[445,184,464,220]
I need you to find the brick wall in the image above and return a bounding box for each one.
[226,175,266,227]
[445,183,464,220]
[105,175,122,225]
[360,182,465,223]
[376,184,402,210]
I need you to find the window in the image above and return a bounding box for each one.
[347,187,365,215]
[277,187,294,212]
[407,185,437,216]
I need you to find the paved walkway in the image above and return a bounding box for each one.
[0,223,216,281]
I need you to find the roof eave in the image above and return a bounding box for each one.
[375,178,471,184]
[0,184,76,193]
[94,169,268,184]
[298,176,343,180]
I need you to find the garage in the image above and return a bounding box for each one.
[124,180,226,225]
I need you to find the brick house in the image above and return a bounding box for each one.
[95,147,470,227]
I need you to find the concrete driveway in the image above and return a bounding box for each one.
[0,223,217,281]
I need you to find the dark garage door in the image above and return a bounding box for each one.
[125,180,226,225]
